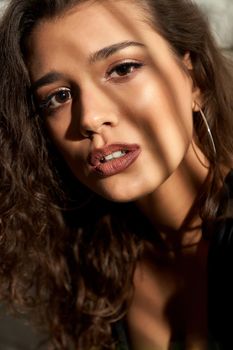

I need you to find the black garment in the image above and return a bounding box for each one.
[208,217,233,349]
[114,171,233,349]
[208,171,233,348]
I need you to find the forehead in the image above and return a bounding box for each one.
[26,0,151,65]
[29,1,148,47]
[26,0,180,84]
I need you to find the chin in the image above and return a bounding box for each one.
[85,167,171,202]
[93,189,138,203]
[92,181,159,203]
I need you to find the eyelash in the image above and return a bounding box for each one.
[106,60,144,81]
[38,87,72,114]
[38,61,143,114]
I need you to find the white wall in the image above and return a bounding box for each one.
[0,0,7,12]
[195,0,233,48]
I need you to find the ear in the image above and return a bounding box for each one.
[183,51,193,70]
[182,52,203,111]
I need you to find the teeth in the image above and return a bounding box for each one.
[105,154,114,161]
[101,150,126,163]
[112,151,126,158]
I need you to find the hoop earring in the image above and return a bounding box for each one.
[193,102,217,156]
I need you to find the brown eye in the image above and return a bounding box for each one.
[48,88,72,109]
[54,89,71,104]
[39,87,72,112]
[115,63,134,76]
[107,61,143,79]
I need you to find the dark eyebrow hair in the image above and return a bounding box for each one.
[31,71,66,92]
[31,41,145,92]
[89,40,145,63]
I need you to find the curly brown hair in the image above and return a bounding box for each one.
[0,0,233,349]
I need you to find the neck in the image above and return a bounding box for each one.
[136,142,209,249]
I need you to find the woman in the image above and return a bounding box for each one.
[0,0,233,349]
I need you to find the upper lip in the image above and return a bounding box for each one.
[88,143,140,166]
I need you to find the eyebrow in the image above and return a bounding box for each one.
[31,71,66,92]
[89,40,145,63]
[31,40,145,91]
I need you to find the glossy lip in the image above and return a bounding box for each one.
[88,143,141,177]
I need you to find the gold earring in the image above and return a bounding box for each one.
[193,101,216,156]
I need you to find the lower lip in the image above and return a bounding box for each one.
[92,148,141,177]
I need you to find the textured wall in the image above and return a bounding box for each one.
[195,0,233,48]
[0,0,6,13]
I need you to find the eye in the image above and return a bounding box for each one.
[39,87,72,113]
[106,61,143,80]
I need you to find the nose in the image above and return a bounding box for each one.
[79,86,119,138]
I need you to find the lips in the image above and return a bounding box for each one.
[88,143,141,177]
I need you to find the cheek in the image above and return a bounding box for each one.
[126,73,193,149]
[121,74,194,187]
[45,119,86,171]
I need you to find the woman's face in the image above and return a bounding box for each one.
[27,0,197,202]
